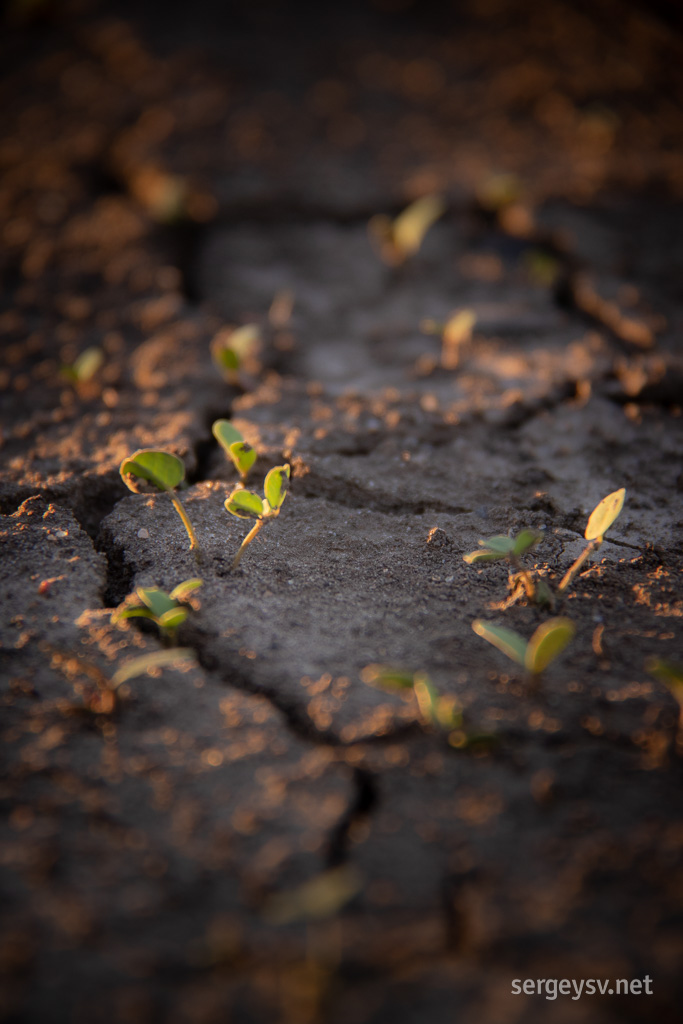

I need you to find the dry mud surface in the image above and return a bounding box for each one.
[1,2,683,1022]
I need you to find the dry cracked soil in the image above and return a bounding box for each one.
[1,1,683,1022]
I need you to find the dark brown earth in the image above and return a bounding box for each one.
[1,1,683,1022]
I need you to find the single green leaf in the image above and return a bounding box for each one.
[463,549,506,564]
[169,578,203,602]
[525,618,575,675]
[212,420,244,452]
[137,587,177,620]
[72,346,104,382]
[512,528,543,557]
[228,324,260,360]
[472,620,527,667]
[393,195,445,258]
[216,347,240,371]
[116,607,156,622]
[585,488,626,541]
[225,489,264,520]
[264,464,290,511]
[481,535,516,555]
[360,664,415,688]
[229,441,257,479]
[111,648,196,688]
[413,673,440,724]
[158,607,188,631]
[120,449,185,493]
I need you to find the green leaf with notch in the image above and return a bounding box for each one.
[120,449,185,494]
[229,441,256,479]
[225,489,264,520]
[212,419,244,451]
[525,618,575,675]
[585,488,626,541]
[169,578,203,602]
[472,620,527,667]
[264,464,290,511]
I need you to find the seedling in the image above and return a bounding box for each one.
[211,324,261,385]
[212,420,257,481]
[369,195,445,266]
[60,346,104,385]
[421,309,476,370]
[361,664,493,748]
[224,464,290,570]
[558,488,626,593]
[113,579,202,642]
[120,449,199,554]
[265,865,362,925]
[472,617,575,683]
[646,657,683,730]
[464,528,549,607]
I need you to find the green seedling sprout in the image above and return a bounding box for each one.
[464,528,547,606]
[60,346,104,386]
[113,578,202,643]
[369,194,445,266]
[211,324,261,385]
[361,664,493,749]
[120,449,199,554]
[224,464,290,570]
[646,657,683,731]
[472,617,575,683]
[212,419,257,481]
[421,309,476,370]
[558,488,626,594]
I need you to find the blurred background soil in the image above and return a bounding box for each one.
[1,1,683,1022]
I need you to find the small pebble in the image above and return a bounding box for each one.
[138,528,150,539]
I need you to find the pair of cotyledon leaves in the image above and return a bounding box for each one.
[225,464,290,521]
[464,527,542,565]
[472,617,576,676]
[116,579,202,633]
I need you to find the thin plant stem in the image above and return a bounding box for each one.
[558,538,601,593]
[169,493,199,553]
[232,518,265,570]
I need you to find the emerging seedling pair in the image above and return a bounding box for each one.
[225,464,290,570]
[212,420,256,481]
[113,578,202,642]
[361,664,492,749]
[420,309,476,370]
[61,346,104,388]
[120,449,199,555]
[472,618,575,683]
[211,324,261,386]
[464,527,551,607]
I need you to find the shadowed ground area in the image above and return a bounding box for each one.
[1,1,683,1021]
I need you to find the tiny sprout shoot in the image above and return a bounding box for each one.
[646,657,683,729]
[119,449,199,554]
[113,579,202,642]
[464,528,544,605]
[225,464,290,570]
[212,419,257,481]
[211,324,261,384]
[361,664,492,748]
[558,488,626,593]
[472,617,575,681]
[60,346,104,385]
[369,195,445,266]
[421,310,476,370]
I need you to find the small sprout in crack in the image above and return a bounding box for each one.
[646,657,683,731]
[211,324,261,385]
[120,448,199,555]
[60,346,104,386]
[368,194,445,267]
[225,464,290,570]
[464,528,548,606]
[113,579,202,644]
[472,617,575,683]
[558,488,626,594]
[421,309,476,370]
[361,664,493,749]
[212,419,257,481]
